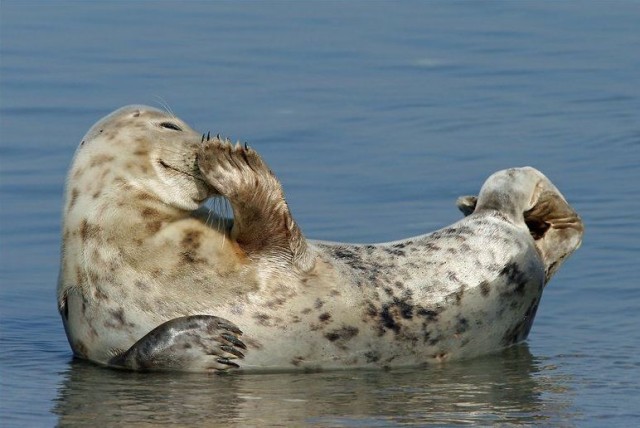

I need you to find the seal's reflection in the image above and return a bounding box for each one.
[52,344,572,426]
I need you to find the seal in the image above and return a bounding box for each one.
[58,105,584,372]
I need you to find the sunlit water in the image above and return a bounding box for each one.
[1,2,639,426]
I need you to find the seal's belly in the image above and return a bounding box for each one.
[229,227,545,370]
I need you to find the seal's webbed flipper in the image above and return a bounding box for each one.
[198,139,315,272]
[523,188,583,281]
[456,195,478,217]
[108,315,246,372]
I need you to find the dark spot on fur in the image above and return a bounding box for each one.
[500,262,529,296]
[364,350,381,363]
[94,288,109,300]
[68,188,79,211]
[325,325,359,342]
[75,266,84,285]
[424,242,441,251]
[80,220,100,242]
[180,229,204,263]
[380,305,401,333]
[141,206,160,217]
[301,308,312,315]
[147,221,162,233]
[479,280,491,297]
[266,297,287,309]
[135,281,150,291]
[416,306,442,322]
[447,272,462,284]
[104,307,135,329]
[73,340,88,358]
[89,154,114,168]
[243,337,263,350]
[331,247,368,272]
[451,285,465,305]
[455,317,469,334]
[182,230,202,249]
[385,247,406,257]
[319,312,331,322]
[396,298,414,319]
[134,148,149,157]
[314,298,324,309]
[253,313,271,326]
[364,301,378,318]
[110,308,126,326]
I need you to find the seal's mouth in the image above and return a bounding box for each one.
[157,158,205,183]
[157,158,210,205]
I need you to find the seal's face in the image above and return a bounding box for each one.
[70,105,210,212]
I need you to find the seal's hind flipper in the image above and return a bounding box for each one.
[456,195,478,217]
[108,315,245,372]
[524,189,583,281]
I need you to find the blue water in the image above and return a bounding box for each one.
[1,1,639,426]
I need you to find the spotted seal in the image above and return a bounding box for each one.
[58,105,584,372]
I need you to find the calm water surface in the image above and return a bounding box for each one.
[1,1,639,426]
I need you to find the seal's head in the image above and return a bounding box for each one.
[67,105,209,213]
[457,167,584,282]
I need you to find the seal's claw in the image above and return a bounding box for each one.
[220,344,245,359]
[216,357,240,368]
[217,322,243,335]
[220,332,247,349]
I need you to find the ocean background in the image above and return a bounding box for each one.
[1,1,639,426]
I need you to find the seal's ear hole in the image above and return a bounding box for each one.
[524,213,550,240]
[132,111,141,117]
[160,122,182,131]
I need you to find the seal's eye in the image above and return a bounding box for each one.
[160,122,182,131]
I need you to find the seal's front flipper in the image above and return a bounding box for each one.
[198,139,314,272]
[109,315,246,372]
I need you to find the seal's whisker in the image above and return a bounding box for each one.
[153,96,176,118]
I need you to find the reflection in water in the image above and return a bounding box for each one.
[52,345,575,426]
